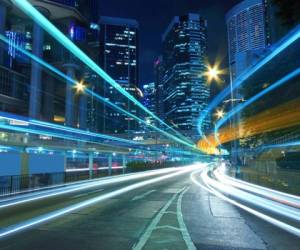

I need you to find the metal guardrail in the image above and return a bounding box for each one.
[0,161,189,197]
[0,169,121,197]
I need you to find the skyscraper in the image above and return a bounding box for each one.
[225,0,283,163]
[143,82,156,125]
[226,0,268,81]
[154,56,165,122]
[98,16,140,136]
[0,0,99,129]
[161,13,209,138]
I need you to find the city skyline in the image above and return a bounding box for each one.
[100,0,241,85]
[0,1,299,249]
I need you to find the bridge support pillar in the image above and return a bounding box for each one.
[29,21,44,118]
[88,152,93,179]
[43,74,54,121]
[108,155,112,176]
[64,64,77,127]
[79,94,87,129]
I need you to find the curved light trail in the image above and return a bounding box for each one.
[260,141,300,151]
[191,167,300,237]
[214,67,300,146]
[197,25,300,141]
[214,167,300,209]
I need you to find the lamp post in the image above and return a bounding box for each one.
[74,80,87,130]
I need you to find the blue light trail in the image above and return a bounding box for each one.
[0,35,195,149]
[257,141,300,151]
[197,25,300,140]
[11,0,193,146]
[0,111,137,147]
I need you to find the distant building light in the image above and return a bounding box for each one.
[69,24,75,39]
[133,136,144,141]
[90,23,100,30]
[9,120,29,126]
[25,31,31,39]
[39,135,52,140]
[54,115,65,123]
[43,44,51,51]
[25,43,32,50]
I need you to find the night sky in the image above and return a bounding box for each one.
[99,0,241,86]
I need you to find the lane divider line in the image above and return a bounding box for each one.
[163,211,177,215]
[177,187,197,250]
[72,189,104,199]
[132,187,186,250]
[131,190,156,201]
[155,225,181,231]
[132,186,196,250]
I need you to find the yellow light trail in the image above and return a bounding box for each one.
[198,98,300,154]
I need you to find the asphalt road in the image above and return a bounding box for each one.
[0,166,299,250]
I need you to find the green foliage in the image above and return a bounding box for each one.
[126,161,190,172]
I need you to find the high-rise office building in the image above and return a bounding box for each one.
[98,16,140,136]
[161,13,209,137]
[225,0,289,161]
[0,0,100,129]
[226,0,269,81]
[154,56,165,121]
[143,82,155,124]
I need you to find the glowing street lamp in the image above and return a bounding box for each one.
[215,108,225,120]
[203,63,226,85]
[208,67,219,79]
[75,80,86,93]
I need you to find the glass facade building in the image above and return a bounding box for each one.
[143,82,155,124]
[98,16,140,135]
[226,0,268,81]
[161,13,210,137]
[0,0,99,128]
[154,56,165,122]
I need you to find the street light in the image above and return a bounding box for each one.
[208,67,219,79]
[215,108,225,120]
[75,80,86,93]
[203,64,225,85]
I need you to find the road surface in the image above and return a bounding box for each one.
[0,165,299,250]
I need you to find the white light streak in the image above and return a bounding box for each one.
[0,165,198,238]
